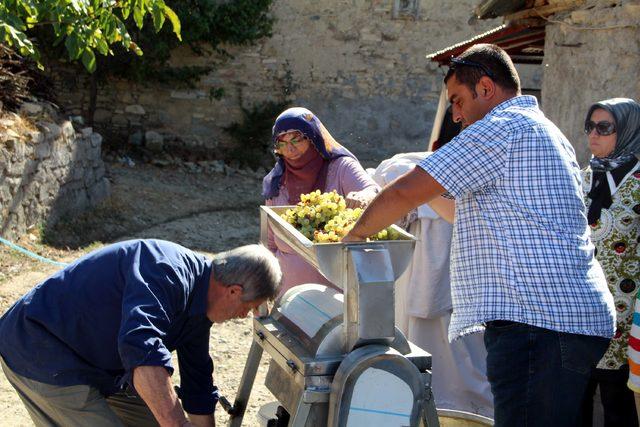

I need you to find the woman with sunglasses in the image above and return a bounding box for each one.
[263,107,379,295]
[580,98,640,426]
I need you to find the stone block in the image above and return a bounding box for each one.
[170,90,206,100]
[95,164,106,179]
[128,130,144,146]
[38,183,52,203]
[20,102,44,116]
[72,166,84,181]
[125,104,146,115]
[89,145,102,161]
[128,116,142,126]
[0,186,11,204]
[570,10,590,25]
[2,129,21,142]
[5,177,21,194]
[51,148,71,167]
[21,159,37,177]
[145,130,164,152]
[6,139,26,158]
[39,122,62,139]
[90,133,103,147]
[360,30,382,43]
[93,108,112,123]
[0,119,14,130]
[83,167,96,184]
[61,121,76,140]
[623,4,640,18]
[28,131,44,144]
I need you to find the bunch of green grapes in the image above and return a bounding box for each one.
[281,190,402,243]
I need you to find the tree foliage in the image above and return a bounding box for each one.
[0,0,181,72]
[104,0,274,86]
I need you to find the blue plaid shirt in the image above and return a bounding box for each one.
[419,96,615,341]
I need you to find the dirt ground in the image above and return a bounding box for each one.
[0,161,277,426]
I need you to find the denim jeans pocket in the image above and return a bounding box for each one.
[558,332,608,376]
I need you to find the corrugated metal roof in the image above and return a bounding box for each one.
[473,0,529,20]
[426,24,545,65]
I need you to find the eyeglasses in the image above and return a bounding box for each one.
[449,57,495,80]
[274,136,305,150]
[584,120,616,136]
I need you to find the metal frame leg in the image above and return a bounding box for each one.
[228,340,264,427]
[421,371,440,427]
[290,399,312,427]
[421,389,440,427]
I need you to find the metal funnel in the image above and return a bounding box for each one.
[261,206,416,288]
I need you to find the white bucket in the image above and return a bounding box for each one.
[437,409,494,426]
[256,401,280,427]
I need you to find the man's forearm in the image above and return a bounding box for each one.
[347,167,446,239]
[133,366,189,426]
[349,185,417,238]
[427,196,455,224]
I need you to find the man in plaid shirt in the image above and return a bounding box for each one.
[344,44,615,426]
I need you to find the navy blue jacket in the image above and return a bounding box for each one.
[0,239,218,414]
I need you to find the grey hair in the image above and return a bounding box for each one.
[212,244,282,301]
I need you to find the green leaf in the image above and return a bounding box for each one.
[151,4,164,32]
[121,1,132,20]
[64,32,82,60]
[96,36,109,55]
[103,16,117,43]
[163,6,181,41]
[0,22,37,59]
[82,48,96,73]
[133,0,144,29]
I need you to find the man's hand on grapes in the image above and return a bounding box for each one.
[345,191,371,209]
[342,231,365,243]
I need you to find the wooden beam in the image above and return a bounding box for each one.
[505,0,585,21]
[511,18,548,27]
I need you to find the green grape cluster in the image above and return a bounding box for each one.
[280,190,403,243]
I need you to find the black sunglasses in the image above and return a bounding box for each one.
[584,120,616,136]
[449,57,495,80]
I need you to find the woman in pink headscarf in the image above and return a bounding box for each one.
[263,107,379,295]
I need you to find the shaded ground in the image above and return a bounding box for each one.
[0,161,275,426]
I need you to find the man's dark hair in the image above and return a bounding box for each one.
[444,44,521,96]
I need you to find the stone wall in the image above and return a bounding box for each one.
[541,0,640,166]
[0,106,110,239]
[50,0,499,165]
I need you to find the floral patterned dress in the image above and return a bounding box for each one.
[582,163,640,370]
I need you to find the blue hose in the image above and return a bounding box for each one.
[0,237,68,267]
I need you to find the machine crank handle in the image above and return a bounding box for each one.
[218,395,237,416]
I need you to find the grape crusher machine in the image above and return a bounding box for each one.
[225,206,439,427]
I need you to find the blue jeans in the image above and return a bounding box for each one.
[484,321,610,427]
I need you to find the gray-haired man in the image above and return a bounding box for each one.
[0,239,282,427]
